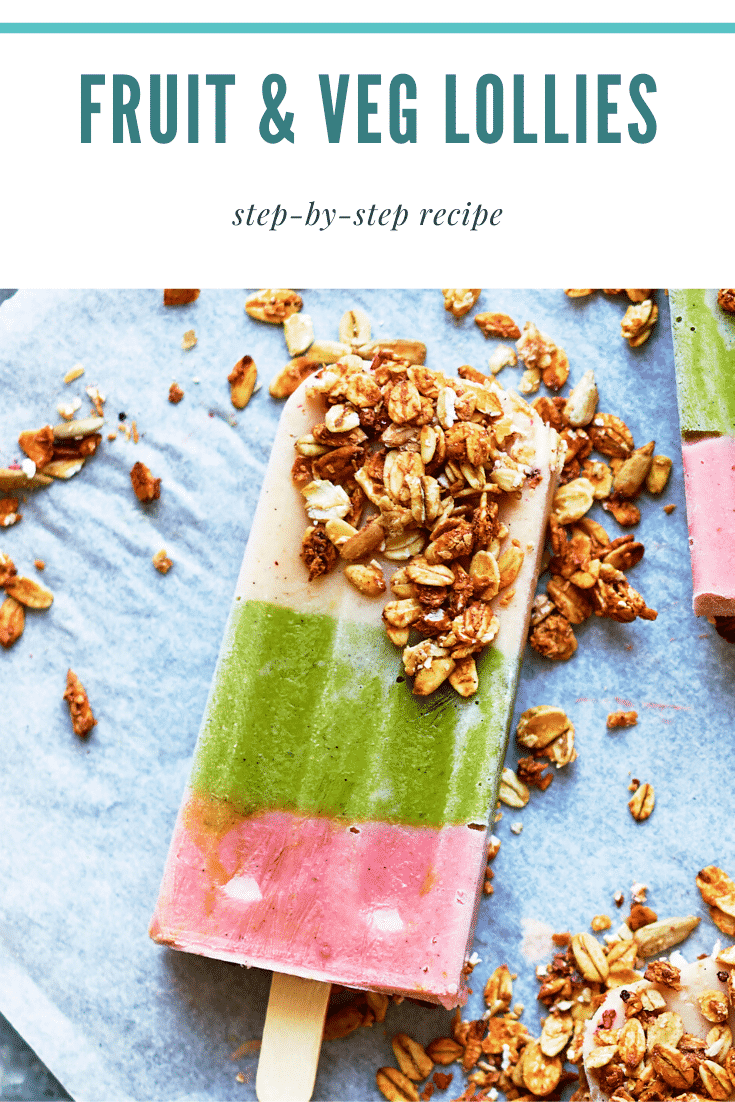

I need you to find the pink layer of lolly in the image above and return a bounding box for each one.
[150,792,488,1007]
[682,436,735,617]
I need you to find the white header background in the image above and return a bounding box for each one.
[15,1,735,23]
[0,25,732,286]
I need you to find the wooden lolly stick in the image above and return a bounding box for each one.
[256,973,331,1102]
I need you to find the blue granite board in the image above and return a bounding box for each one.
[0,290,733,1102]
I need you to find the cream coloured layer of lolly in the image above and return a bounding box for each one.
[150,361,563,1006]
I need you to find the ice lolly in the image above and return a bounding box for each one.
[150,352,563,1010]
[583,949,735,1101]
[670,290,735,623]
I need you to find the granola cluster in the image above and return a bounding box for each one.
[419,299,665,662]
[261,294,665,672]
[511,704,578,798]
[293,351,555,698]
[717,289,735,316]
[529,516,658,661]
[526,375,665,661]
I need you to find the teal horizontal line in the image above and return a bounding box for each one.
[0,21,733,33]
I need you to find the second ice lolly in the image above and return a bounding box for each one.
[151,353,563,1006]
[671,290,735,620]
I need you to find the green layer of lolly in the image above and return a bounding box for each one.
[190,599,515,827]
[670,289,735,436]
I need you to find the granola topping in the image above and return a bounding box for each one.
[294,352,560,697]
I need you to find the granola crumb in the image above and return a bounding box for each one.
[486,836,501,861]
[18,425,54,468]
[107,432,117,441]
[152,549,173,574]
[442,288,481,317]
[86,385,105,417]
[57,396,82,420]
[301,524,338,581]
[182,329,197,351]
[510,822,523,835]
[591,913,612,932]
[63,669,97,738]
[0,497,21,527]
[63,364,85,384]
[628,902,657,930]
[607,709,638,728]
[0,553,17,588]
[474,312,521,340]
[130,462,161,502]
[0,596,24,648]
[34,559,45,570]
[628,781,654,820]
[529,612,577,660]
[131,419,139,444]
[168,382,185,404]
[717,288,735,315]
[245,289,302,323]
[517,756,553,791]
[163,289,200,306]
[663,502,676,514]
[228,355,258,409]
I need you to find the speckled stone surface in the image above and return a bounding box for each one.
[1,290,733,1102]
